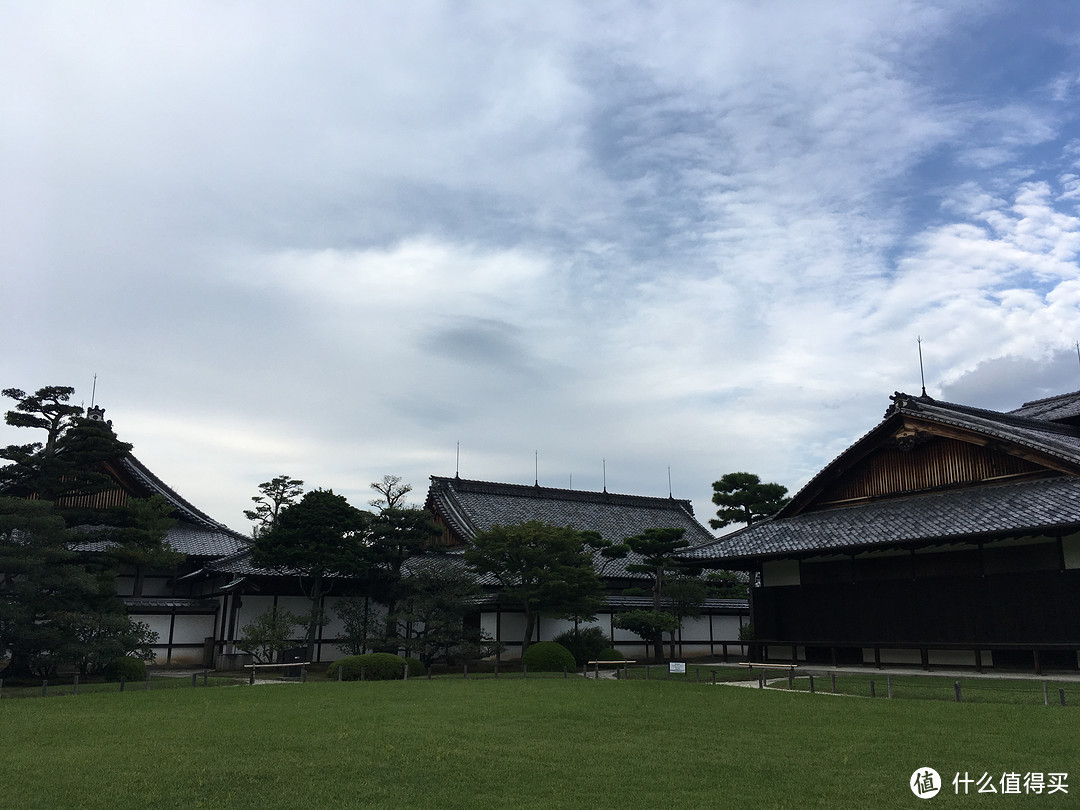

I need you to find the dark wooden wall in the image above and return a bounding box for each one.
[753,568,1080,646]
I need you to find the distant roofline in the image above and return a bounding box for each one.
[1013,389,1080,411]
[428,475,696,514]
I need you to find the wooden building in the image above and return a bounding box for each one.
[686,390,1080,672]
[426,476,749,659]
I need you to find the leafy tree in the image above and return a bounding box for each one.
[394,556,495,667]
[552,625,610,668]
[1,388,133,505]
[710,471,789,530]
[613,609,679,660]
[0,496,133,678]
[251,489,371,661]
[237,605,306,664]
[244,475,304,538]
[366,497,443,649]
[464,521,603,657]
[618,527,706,661]
[53,613,158,677]
[333,598,377,656]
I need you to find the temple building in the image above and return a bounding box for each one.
[686,390,1080,672]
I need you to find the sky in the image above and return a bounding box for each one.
[4,1,1080,534]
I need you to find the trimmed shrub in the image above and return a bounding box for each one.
[595,647,625,662]
[521,641,576,672]
[103,656,146,682]
[553,626,610,667]
[325,653,425,681]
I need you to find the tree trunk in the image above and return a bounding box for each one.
[304,575,324,662]
[520,609,536,659]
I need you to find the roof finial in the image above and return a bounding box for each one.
[90,373,98,408]
[917,336,927,397]
[455,441,460,480]
[602,458,607,493]
[667,465,673,498]
[534,450,539,487]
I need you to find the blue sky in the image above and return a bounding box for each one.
[3,1,1080,531]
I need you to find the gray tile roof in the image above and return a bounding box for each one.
[1009,390,1080,422]
[166,523,249,559]
[427,476,717,580]
[688,472,1080,564]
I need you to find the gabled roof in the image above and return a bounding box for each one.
[111,454,249,559]
[427,476,713,544]
[426,476,717,580]
[1009,389,1080,423]
[686,476,1080,565]
[778,392,1080,519]
[688,390,1080,566]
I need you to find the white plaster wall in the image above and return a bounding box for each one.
[762,559,800,587]
[1063,533,1080,569]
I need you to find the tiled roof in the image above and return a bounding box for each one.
[119,455,235,532]
[778,392,1080,519]
[1009,390,1080,422]
[426,476,717,580]
[166,523,249,559]
[687,475,1080,563]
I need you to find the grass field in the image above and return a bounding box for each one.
[1,676,1075,809]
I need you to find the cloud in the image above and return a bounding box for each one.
[4,0,1080,533]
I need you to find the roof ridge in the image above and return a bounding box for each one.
[1014,389,1080,410]
[429,475,691,509]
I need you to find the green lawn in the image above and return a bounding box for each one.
[1,677,1074,808]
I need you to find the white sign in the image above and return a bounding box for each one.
[669,662,686,674]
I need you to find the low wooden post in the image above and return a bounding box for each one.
[427,667,431,680]
[361,666,366,682]
[887,675,893,700]
[696,667,700,683]
[494,661,499,678]
[645,665,650,680]
[523,663,528,680]
[594,662,599,680]
[758,677,764,689]
[809,674,815,694]
[1044,683,1049,706]
[301,667,308,683]
[145,672,151,691]
[711,670,716,685]
[870,679,876,698]
[73,674,78,696]
[954,681,962,703]
[338,665,343,682]
[401,664,406,682]
[831,673,837,694]
[1060,689,1066,707]
[250,668,256,685]
[563,666,567,679]
[42,680,47,697]
[0,678,4,699]
[787,669,794,689]
[191,673,198,688]
[202,671,209,687]
[120,676,126,692]
[463,663,467,680]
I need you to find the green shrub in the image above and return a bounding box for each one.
[595,647,625,661]
[103,656,146,682]
[521,641,576,672]
[325,653,424,681]
[553,626,610,667]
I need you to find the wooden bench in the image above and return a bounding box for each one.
[740,661,798,687]
[585,660,635,678]
[244,661,312,684]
